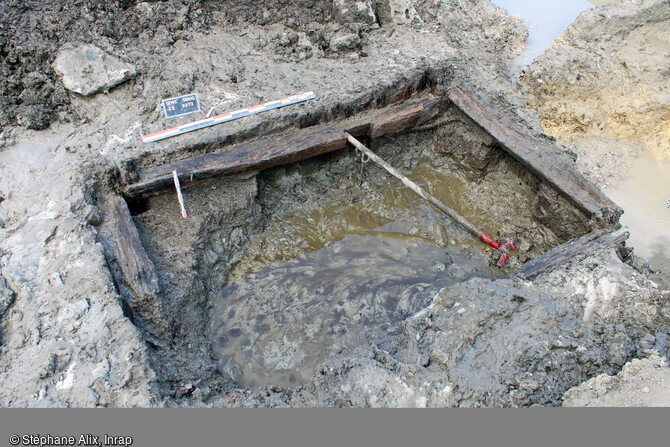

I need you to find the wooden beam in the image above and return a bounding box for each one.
[127,130,347,197]
[98,196,166,337]
[370,98,438,138]
[448,81,622,224]
[514,228,629,280]
[125,96,440,198]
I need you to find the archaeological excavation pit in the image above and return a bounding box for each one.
[97,82,621,398]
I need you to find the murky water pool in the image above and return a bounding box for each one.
[607,153,670,275]
[492,0,617,66]
[207,123,564,388]
[210,157,511,387]
[212,231,490,388]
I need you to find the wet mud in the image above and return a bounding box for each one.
[1,0,667,408]
[128,118,579,396]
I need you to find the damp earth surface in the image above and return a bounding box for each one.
[0,0,668,408]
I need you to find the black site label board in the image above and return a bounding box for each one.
[162,93,201,119]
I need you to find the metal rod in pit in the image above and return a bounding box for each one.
[345,133,511,257]
[346,133,483,236]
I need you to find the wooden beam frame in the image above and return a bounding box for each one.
[448,81,621,224]
[125,96,441,198]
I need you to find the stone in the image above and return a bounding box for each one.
[333,0,377,25]
[376,0,423,25]
[52,45,137,96]
[330,33,361,53]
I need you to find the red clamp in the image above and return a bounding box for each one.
[479,233,500,250]
[480,232,518,268]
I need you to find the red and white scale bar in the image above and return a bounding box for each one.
[142,91,316,143]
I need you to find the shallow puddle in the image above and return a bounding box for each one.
[210,160,506,387]
[491,0,617,66]
[607,154,670,274]
[212,231,493,388]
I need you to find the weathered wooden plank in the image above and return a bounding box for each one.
[98,196,165,336]
[100,196,160,296]
[125,95,440,198]
[448,81,621,224]
[370,97,439,138]
[127,130,348,197]
[514,228,629,280]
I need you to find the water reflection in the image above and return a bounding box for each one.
[608,154,670,274]
[491,0,598,66]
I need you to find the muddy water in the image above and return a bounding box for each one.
[211,159,507,388]
[492,0,618,66]
[212,233,490,388]
[228,163,502,282]
[607,154,670,275]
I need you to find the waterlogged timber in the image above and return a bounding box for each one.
[117,82,611,396]
[448,81,621,224]
[97,196,168,340]
[125,96,440,197]
[515,228,629,280]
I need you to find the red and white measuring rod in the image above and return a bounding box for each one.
[142,91,316,143]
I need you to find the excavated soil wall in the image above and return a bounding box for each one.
[118,88,594,400]
[1,0,667,408]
